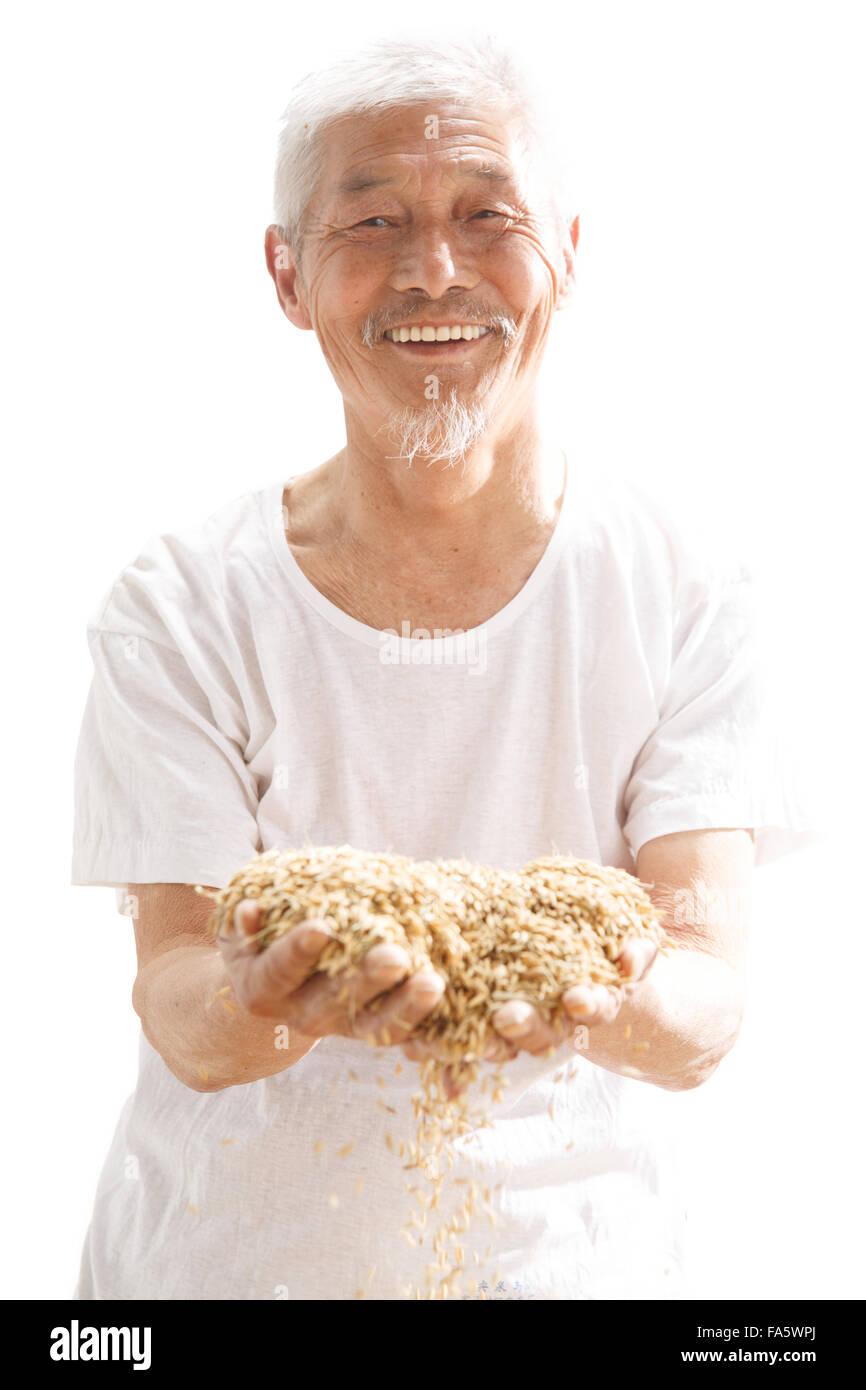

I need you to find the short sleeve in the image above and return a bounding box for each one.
[71,623,261,909]
[622,553,824,869]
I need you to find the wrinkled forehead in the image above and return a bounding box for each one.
[312,101,533,204]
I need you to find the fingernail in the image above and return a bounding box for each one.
[367,945,408,970]
[501,1020,532,1037]
[297,925,333,951]
[235,902,258,933]
[496,1003,534,1035]
[413,971,444,993]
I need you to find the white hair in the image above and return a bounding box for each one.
[272,31,577,256]
[381,389,490,470]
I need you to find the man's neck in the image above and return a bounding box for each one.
[329,415,563,558]
[281,412,567,631]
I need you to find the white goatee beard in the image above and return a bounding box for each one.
[382,389,490,468]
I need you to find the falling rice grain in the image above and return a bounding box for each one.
[204,844,666,1300]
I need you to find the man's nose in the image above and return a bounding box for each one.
[389,224,479,300]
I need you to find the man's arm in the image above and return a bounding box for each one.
[579,827,754,1090]
[487,827,754,1092]
[129,882,321,1092]
[129,882,446,1093]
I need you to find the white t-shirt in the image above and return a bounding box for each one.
[70,458,814,1301]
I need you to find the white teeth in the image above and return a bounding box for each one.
[385,324,491,342]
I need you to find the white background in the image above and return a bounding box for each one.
[1,0,863,1299]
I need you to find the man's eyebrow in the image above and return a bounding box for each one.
[460,162,513,183]
[337,173,393,194]
[336,162,516,194]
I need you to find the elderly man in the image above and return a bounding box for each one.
[71,35,801,1301]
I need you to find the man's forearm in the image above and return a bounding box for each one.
[582,946,744,1091]
[132,944,318,1091]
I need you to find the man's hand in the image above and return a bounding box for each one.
[489,932,659,1055]
[400,932,659,1099]
[217,899,446,1047]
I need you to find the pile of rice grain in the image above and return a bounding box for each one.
[201,844,666,1299]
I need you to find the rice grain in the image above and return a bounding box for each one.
[202,843,666,1299]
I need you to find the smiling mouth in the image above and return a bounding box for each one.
[383,324,493,344]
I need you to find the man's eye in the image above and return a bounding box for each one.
[472,209,506,219]
[355,216,390,228]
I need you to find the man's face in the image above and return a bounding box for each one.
[272,101,577,453]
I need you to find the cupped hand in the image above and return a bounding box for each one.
[399,936,658,1101]
[489,932,659,1058]
[216,898,445,1046]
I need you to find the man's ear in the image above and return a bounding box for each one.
[555,213,580,310]
[264,224,314,330]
